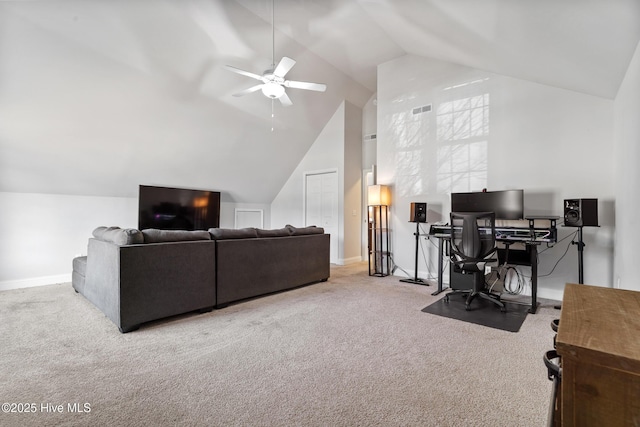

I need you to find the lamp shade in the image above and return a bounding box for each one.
[368,184,391,206]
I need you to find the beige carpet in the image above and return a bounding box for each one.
[0,263,558,426]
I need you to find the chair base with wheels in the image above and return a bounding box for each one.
[444,268,506,312]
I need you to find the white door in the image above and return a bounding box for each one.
[235,209,263,229]
[305,171,339,263]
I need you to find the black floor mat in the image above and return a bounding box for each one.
[422,293,529,332]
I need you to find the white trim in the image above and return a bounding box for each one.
[338,256,363,265]
[537,288,564,302]
[234,208,264,229]
[0,274,71,292]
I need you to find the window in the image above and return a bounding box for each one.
[436,89,489,194]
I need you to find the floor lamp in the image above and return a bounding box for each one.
[368,185,391,277]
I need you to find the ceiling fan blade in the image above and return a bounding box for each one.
[273,57,296,78]
[279,91,293,107]
[284,80,327,92]
[232,84,264,97]
[224,65,264,81]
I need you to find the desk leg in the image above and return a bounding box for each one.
[431,237,447,296]
[529,244,539,314]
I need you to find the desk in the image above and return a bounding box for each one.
[556,283,640,426]
[429,217,558,314]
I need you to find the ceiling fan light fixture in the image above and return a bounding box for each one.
[261,82,285,99]
[224,0,326,106]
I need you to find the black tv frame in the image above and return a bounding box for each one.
[138,185,221,231]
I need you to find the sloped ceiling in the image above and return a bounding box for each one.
[1,0,639,203]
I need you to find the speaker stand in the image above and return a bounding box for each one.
[572,226,585,285]
[400,221,429,286]
[554,226,585,310]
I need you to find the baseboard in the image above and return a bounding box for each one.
[0,274,71,292]
[336,256,363,266]
[536,288,564,302]
[491,282,564,302]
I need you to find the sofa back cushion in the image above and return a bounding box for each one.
[209,227,259,240]
[92,226,144,245]
[256,227,292,238]
[286,225,325,235]
[141,229,211,243]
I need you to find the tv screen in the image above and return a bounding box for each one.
[451,189,524,220]
[138,185,221,231]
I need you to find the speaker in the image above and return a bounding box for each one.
[409,202,427,223]
[564,198,598,227]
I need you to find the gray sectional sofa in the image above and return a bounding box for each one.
[73,225,330,333]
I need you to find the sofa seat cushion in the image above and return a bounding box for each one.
[73,256,88,276]
[141,229,211,243]
[92,226,144,245]
[209,227,258,240]
[72,255,88,293]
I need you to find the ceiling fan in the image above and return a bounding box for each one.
[224,0,326,106]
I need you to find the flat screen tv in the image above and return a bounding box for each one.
[138,185,221,231]
[451,189,524,220]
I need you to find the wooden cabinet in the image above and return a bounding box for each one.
[556,283,640,426]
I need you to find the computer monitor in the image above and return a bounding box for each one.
[451,189,524,220]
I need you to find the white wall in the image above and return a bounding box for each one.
[0,191,270,291]
[614,41,640,292]
[0,192,137,290]
[271,101,363,265]
[344,102,363,264]
[271,102,345,230]
[377,54,615,301]
[362,94,378,170]
[361,94,378,259]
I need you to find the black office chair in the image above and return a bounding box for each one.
[444,211,505,312]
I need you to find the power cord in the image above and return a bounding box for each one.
[485,262,525,295]
[537,229,578,278]
[503,265,526,294]
[389,254,412,278]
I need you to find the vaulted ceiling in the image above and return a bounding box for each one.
[1,0,639,203]
[240,0,640,99]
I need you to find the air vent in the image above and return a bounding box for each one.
[413,104,432,115]
[364,134,377,141]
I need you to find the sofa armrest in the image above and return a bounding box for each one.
[82,238,217,332]
[83,239,124,328]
